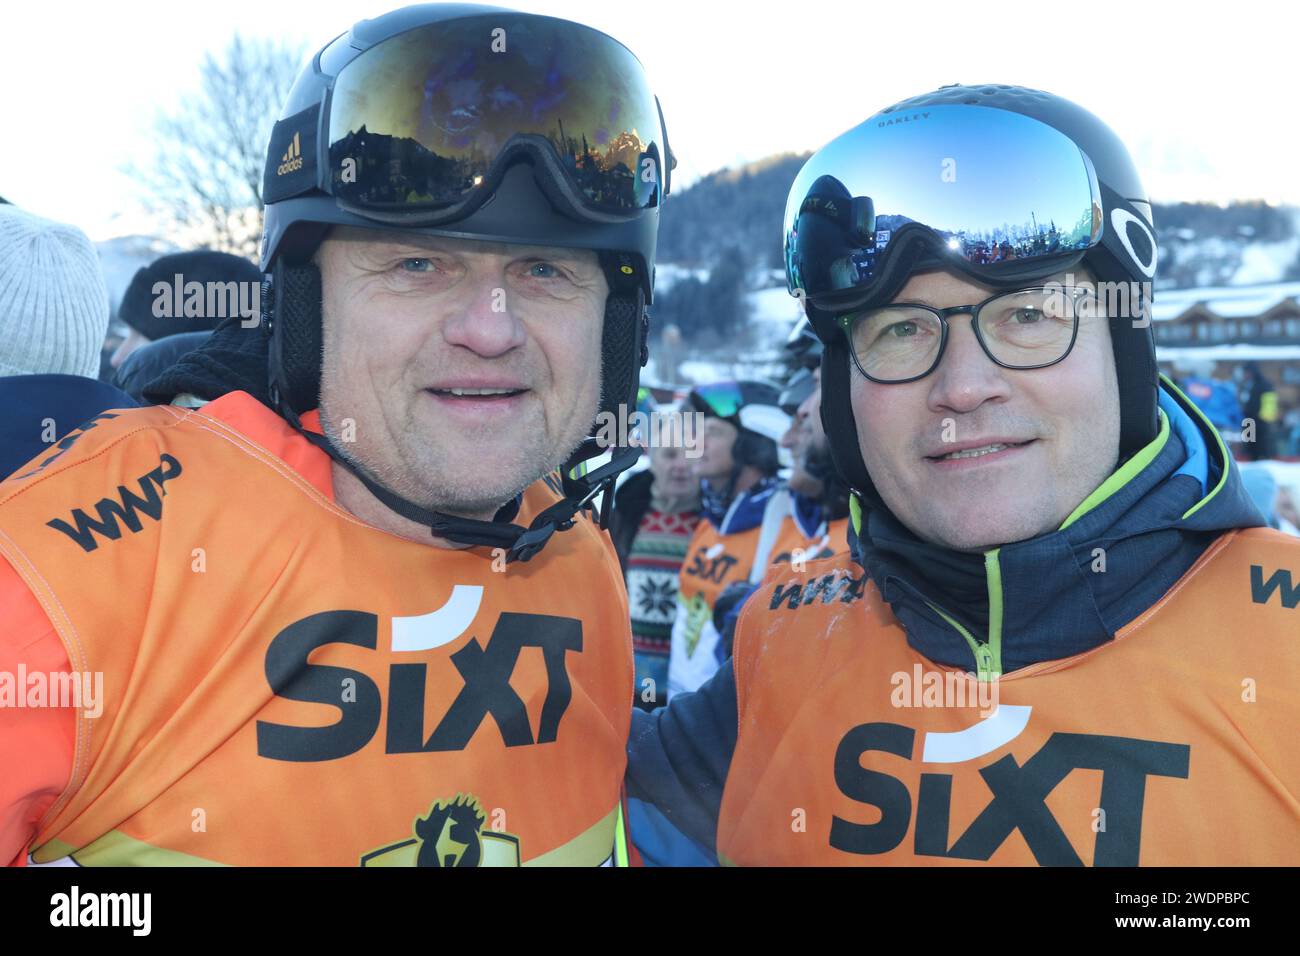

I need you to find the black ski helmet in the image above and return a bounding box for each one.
[261,3,672,419]
[785,83,1159,508]
[779,318,823,412]
[782,317,823,371]
[687,380,789,476]
[257,3,673,561]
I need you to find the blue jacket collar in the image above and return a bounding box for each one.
[791,491,826,538]
[702,476,779,534]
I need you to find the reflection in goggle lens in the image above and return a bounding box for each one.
[327,17,665,216]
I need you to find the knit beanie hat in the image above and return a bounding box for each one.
[0,205,109,378]
[118,250,262,340]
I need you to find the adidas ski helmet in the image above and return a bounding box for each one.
[256,3,673,561]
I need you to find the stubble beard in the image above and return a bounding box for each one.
[319,376,598,521]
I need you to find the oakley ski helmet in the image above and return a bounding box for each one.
[784,83,1159,505]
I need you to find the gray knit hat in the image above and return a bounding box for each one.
[0,205,109,378]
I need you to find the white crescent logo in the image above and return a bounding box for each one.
[390,585,484,652]
[921,705,1033,763]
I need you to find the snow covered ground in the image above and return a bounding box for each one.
[1259,459,1300,493]
[653,263,710,295]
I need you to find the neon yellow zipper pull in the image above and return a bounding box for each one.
[974,643,998,683]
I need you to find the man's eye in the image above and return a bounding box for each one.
[1013,308,1044,324]
[400,258,435,272]
[527,262,561,279]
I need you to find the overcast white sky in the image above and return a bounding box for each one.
[1,0,1294,240]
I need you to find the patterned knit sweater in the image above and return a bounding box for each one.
[626,508,701,659]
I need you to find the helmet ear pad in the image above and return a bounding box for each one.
[598,282,649,422]
[265,254,647,428]
[819,337,878,509]
[266,257,323,415]
[1083,242,1160,457]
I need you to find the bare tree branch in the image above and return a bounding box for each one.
[126,33,306,258]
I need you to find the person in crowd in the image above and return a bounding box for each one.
[0,204,137,478]
[1237,361,1279,461]
[668,380,790,701]
[611,405,702,712]
[708,334,857,659]
[1282,405,1300,457]
[1174,358,1241,437]
[770,322,852,567]
[111,250,262,401]
[1238,461,1283,528]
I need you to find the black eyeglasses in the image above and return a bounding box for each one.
[839,285,1100,384]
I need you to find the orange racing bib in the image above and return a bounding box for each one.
[718,533,1300,865]
[0,393,632,866]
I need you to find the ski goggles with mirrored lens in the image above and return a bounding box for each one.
[689,381,746,419]
[322,15,669,224]
[784,105,1105,310]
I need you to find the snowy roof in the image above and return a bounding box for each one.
[1156,343,1300,361]
[1153,281,1300,322]
[1261,461,1300,493]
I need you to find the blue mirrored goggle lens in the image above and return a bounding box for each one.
[784,105,1103,302]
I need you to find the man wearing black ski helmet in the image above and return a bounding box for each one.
[627,84,1300,866]
[0,3,672,867]
[262,3,674,559]
[791,84,1160,505]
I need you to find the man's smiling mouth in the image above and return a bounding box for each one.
[427,387,526,398]
[924,438,1037,463]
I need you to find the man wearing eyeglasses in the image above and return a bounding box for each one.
[843,270,1118,562]
[626,84,1299,866]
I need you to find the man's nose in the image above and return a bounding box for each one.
[925,314,1012,415]
[440,275,526,358]
[797,392,819,422]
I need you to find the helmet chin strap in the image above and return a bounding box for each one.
[270,392,638,563]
